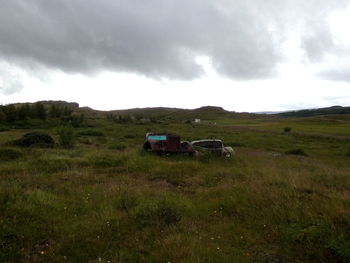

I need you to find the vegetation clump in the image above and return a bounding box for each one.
[285,148,308,156]
[0,148,22,161]
[284,127,292,133]
[13,132,54,148]
[57,126,76,149]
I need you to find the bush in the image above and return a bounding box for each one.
[0,148,22,161]
[347,149,350,157]
[285,148,307,156]
[13,132,54,148]
[57,126,76,148]
[284,127,292,133]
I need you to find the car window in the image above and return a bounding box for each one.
[193,141,222,148]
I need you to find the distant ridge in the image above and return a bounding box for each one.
[5,101,350,119]
[277,105,350,117]
[108,105,261,120]
[12,100,79,109]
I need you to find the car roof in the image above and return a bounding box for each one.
[146,133,177,136]
[191,139,223,144]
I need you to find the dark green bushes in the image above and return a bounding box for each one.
[284,127,292,133]
[0,103,83,128]
[285,148,308,156]
[12,132,55,148]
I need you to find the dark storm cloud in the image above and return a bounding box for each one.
[0,0,348,82]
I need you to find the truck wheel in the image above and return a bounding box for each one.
[143,142,151,151]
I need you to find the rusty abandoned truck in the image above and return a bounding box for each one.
[143,133,195,155]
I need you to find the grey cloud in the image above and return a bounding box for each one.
[319,68,350,83]
[0,0,348,81]
[301,25,335,62]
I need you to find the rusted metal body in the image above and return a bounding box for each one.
[143,133,194,155]
[191,139,234,157]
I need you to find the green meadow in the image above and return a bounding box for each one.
[1,107,350,262]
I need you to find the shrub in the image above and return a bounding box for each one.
[57,126,76,148]
[13,132,54,148]
[284,127,292,133]
[347,149,350,157]
[285,148,307,156]
[0,148,22,161]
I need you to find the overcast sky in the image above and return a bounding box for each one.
[1,0,350,112]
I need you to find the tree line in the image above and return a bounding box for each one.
[0,102,84,126]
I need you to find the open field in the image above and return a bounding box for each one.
[1,112,350,262]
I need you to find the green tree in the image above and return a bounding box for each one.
[49,104,61,118]
[17,104,29,121]
[34,102,46,120]
[3,104,17,123]
[0,107,5,123]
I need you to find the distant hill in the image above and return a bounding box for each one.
[277,106,350,118]
[110,107,182,118]
[6,101,350,120]
[12,100,79,109]
[109,106,262,120]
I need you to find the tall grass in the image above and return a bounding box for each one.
[1,117,350,262]
[57,126,76,148]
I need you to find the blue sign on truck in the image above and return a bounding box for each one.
[147,135,167,141]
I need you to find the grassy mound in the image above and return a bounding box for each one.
[12,132,54,148]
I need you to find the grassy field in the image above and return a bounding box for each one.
[1,114,350,262]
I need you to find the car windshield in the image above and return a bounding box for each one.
[193,141,222,148]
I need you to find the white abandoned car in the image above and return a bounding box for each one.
[191,139,234,158]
